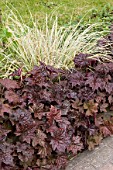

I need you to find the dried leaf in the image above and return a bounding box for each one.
[84,100,98,116]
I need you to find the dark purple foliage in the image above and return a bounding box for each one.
[1,30,113,169]
[73,53,97,69]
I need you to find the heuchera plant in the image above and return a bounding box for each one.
[1,30,113,170]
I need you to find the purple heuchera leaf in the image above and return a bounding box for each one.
[47,105,62,125]
[73,53,96,68]
[49,127,71,152]
[0,79,20,90]
[85,75,105,91]
[68,71,84,87]
[67,136,83,154]
[4,90,20,104]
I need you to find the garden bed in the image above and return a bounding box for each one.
[1,39,113,170]
[1,16,113,170]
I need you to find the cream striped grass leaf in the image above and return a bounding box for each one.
[0,7,110,77]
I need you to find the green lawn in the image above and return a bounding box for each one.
[1,0,113,25]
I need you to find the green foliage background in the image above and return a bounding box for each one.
[1,0,113,26]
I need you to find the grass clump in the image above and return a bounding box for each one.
[0,6,110,78]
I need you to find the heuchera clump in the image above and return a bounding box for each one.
[1,30,113,170]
